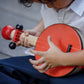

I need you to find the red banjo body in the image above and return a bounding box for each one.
[35,24,83,77]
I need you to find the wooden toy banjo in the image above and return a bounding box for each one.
[1,24,83,77]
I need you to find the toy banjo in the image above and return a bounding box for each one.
[1,24,84,77]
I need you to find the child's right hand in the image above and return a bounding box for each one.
[16,29,40,48]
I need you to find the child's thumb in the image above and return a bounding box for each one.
[48,36,55,48]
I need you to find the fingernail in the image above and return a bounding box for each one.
[25,33,28,36]
[29,59,32,63]
[26,39,28,42]
[18,41,21,44]
[48,36,50,39]
[23,37,25,40]
[33,65,35,67]
[29,59,32,61]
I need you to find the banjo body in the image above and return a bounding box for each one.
[35,24,83,77]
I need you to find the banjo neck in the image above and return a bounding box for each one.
[11,30,38,47]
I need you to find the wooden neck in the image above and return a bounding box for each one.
[11,30,38,47]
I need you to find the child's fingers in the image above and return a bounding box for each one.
[29,57,45,65]
[30,49,45,56]
[24,30,29,36]
[20,37,25,46]
[48,36,55,48]
[16,41,21,46]
[24,38,29,47]
[33,62,48,72]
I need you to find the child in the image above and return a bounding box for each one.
[19,0,84,73]
[0,0,84,84]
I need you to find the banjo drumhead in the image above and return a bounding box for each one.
[35,24,83,77]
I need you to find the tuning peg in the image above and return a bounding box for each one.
[16,24,23,30]
[9,42,16,49]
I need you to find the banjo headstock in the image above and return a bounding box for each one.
[1,24,24,49]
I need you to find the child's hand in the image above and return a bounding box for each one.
[16,29,40,48]
[29,36,66,73]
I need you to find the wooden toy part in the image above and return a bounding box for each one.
[9,27,38,47]
[1,25,15,40]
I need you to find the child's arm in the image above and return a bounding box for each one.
[63,50,84,66]
[32,18,44,33]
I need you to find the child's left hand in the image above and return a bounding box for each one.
[29,36,66,73]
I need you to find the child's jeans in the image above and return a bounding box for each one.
[0,55,84,84]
